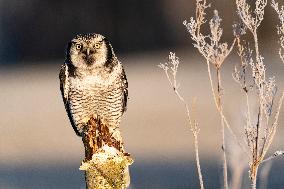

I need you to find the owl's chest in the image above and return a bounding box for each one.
[69,74,120,98]
[68,74,123,117]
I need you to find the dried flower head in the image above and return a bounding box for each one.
[184,1,235,68]
[236,0,267,32]
[158,52,180,90]
[233,40,253,92]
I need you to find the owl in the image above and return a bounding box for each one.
[59,33,128,148]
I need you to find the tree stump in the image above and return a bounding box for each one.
[80,117,133,189]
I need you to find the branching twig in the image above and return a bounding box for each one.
[272,0,284,64]
[183,2,241,188]
[160,1,284,189]
[159,52,205,189]
[234,1,284,188]
[262,150,284,163]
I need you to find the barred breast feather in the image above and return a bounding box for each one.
[59,62,128,136]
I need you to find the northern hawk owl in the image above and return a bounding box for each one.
[59,33,128,145]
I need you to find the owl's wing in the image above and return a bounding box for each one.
[59,63,69,104]
[59,63,81,136]
[121,68,128,113]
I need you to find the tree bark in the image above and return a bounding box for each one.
[79,117,133,189]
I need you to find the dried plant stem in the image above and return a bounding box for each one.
[208,61,243,189]
[271,0,284,64]
[262,150,284,163]
[159,53,205,189]
[170,78,205,189]
[206,60,228,189]
[233,1,284,187]
[193,128,205,189]
[251,166,259,189]
[217,67,229,189]
[184,3,251,187]
[253,32,261,62]
[221,118,228,189]
[261,91,284,155]
[245,93,252,128]
[206,47,249,156]
[250,25,279,189]
[183,99,205,189]
[248,90,284,188]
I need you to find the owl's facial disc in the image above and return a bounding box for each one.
[68,34,111,69]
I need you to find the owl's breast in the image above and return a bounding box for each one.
[68,73,124,132]
[68,75,111,114]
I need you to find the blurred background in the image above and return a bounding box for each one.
[1,0,284,188]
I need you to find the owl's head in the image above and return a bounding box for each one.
[66,33,115,69]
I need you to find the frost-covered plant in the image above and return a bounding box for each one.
[233,0,284,188]
[183,7,235,69]
[160,0,284,188]
[159,53,205,189]
[272,0,284,63]
[183,1,237,188]
[236,0,267,33]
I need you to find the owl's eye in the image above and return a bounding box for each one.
[76,44,82,50]
[94,43,101,49]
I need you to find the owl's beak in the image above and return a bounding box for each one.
[84,48,94,65]
[86,48,90,56]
